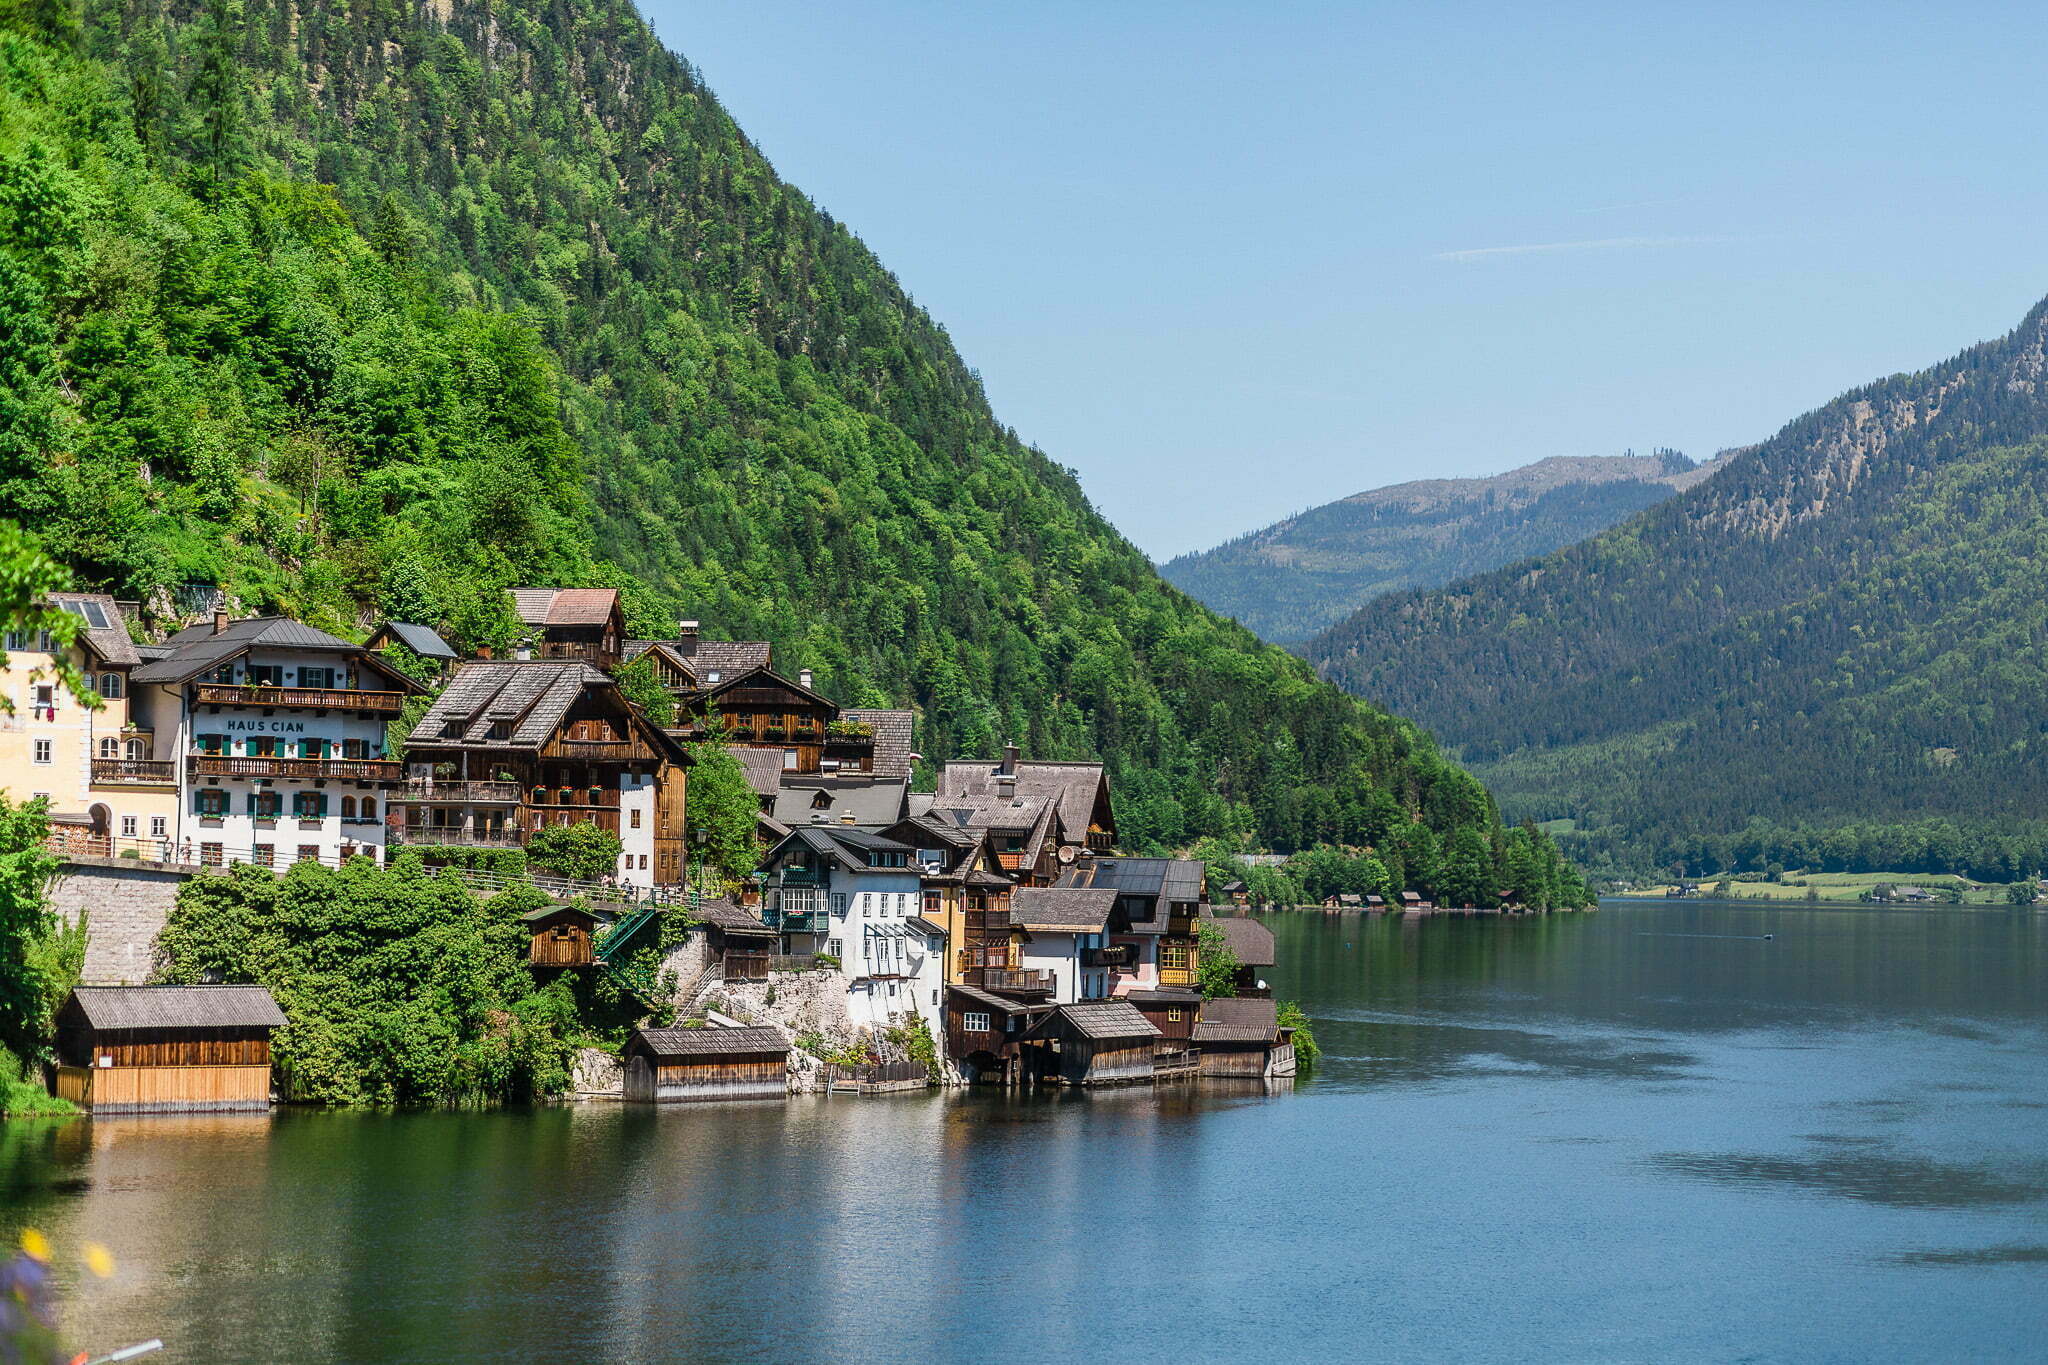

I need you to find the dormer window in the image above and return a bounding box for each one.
[489,721,512,740]
[811,790,832,810]
[705,670,721,684]
[442,720,466,738]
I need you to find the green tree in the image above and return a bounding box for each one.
[1195,920,1240,1000]
[614,657,675,727]
[0,796,58,1062]
[683,738,761,891]
[525,824,622,882]
[2007,880,2038,906]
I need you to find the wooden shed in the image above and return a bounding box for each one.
[1025,1000,1162,1087]
[622,1026,790,1102]
[1124,988,1202,1077]
[1195,997,1296,1080]
[944,984,1053,1085]
[53,986,285,1114]
[523,904,608,968]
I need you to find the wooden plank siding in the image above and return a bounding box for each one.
[56,1063,272,1113]
[622,1054,787,1103]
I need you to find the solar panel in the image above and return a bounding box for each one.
[64,601,112,628]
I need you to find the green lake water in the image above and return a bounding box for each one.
[4,901,2044,1362]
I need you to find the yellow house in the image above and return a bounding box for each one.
[1,594,177,855]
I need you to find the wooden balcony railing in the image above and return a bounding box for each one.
[91,757,176,787]
[402,779,524,804]
[537,641,618,665]
[980,968,1054,995]
[527,787,621,808]
[391,827,524,848]
[195,683,405,714]
[1157,965,1198,988]
[188,755,401,782]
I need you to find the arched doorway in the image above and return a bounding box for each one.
[87,803,113,856]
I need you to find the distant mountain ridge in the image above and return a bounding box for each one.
[1302,294,2048,881]
[1162,450,1718,643]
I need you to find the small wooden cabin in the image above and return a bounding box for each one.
[523,904,608,967]
[1195,996,1296,1080]
[623,1026,790,1102]
[1201,913,1276,997]
[1025,1000,1161,1087]
[1124,988,1202,1076]
[53,986,285,1114]
[1220,879,1249,907]
[944,984,1053,1085]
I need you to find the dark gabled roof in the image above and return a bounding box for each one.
[1059,857,1204,903]
[1124,988,1202,1007]
[1194,996,1280,1043]
[509,587,620,629]
[376,621,456,660]
[519,904,608,925]
[948,984,1052,1016]
[841,708,916,778]
[693,898,777,937]
[407,660,619,752]
[1045,999,1159,1041]
[49,593,138,666]
[632,1026,788,1058]
[905,915,948,938]
[770,777,909,830]
[67,985,286,1031]
[698,664,835,710]
[1011,887,1117,932]
[767,824,916,873]
[132,616,411,686]
[1201,912,1276,967]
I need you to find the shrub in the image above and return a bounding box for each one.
[526,824,622,882]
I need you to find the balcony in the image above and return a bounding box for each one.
[979,968,1054,995]
[195,683,405,715]
[552,739,633,762]
[527,786,621,808]
[772,911,829,935]
[188,754,401,782]
[91,757,176,787]
[536,640,618,666]
[402,779,524,804]
[776,868,821,887]
[392,826,524,848]
[1083,945,1135,968]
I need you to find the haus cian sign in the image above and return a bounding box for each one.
[224,719,309,734]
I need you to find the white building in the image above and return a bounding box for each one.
[128,615,425,869]
[1012,887,1120,1004]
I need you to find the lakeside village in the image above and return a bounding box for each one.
[9,586,1346,1111]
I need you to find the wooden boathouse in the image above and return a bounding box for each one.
[1195,997,1296,1079]
[1025,1000,1161,1087]
[623,1026,790,1102]
[53,986,286,1114]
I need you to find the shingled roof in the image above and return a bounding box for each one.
[49,593,138,666]
[403,660,673,755]
[66,985,286,1031]
[1011,887,1117,932]
[632,1026,789,1058]
[131,616,415,687]
[509,587,619,628]
[934,758,1110,846]
[1201,912,1276,967]
[770,777,909,830]
[691,898,778,937]
[684,640,771,680]
[842,708,916,778]
[375,621,456,660]
[1045,999,1159,1041]
[1194,996,1280,1044]
[732,747,786,798]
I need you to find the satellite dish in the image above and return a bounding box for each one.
[1256,979,1268,992]
[1058,845,1079,864]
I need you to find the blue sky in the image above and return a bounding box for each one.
[639,1,2048,560]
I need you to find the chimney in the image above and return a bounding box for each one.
[476,645,493,660]
[1000,742,1019,777]
[212,610,229,635]
[841,813,856,825]
[798,668,813,690]
[678,619,700,643]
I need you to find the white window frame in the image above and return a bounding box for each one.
[120,815,137,837]
[32,739,51,765]
[962,1011,992,1033]
[150,816,167,838]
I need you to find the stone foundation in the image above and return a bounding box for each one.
[49,858,199,985]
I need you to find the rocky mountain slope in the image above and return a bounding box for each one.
[1162,451,1715,642]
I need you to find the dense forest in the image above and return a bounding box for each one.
[1163,451,1710,643]
[0,0,1586,907]
[1308,299,2048,881]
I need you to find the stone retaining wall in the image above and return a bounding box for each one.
[49,858,198,985]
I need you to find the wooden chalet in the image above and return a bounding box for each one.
[1195,997,1297,1080]
[944,983,1053,1085]
[691,898,783,979]
[397,660,690,884]
[884,814,1022,991]
[684,664,843,775]
[1220,879,1249,907]
[523,904,607,968]
[623,1026,790,1102]
[1022,1000,1162,1087]
[929,746,1116,886]
[53,986,286,1113]
[510,587,626,669]
[1200,912,1276,996]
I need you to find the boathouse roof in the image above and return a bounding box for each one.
[65,986,287,1032]
[1201,912,1276,967]
[1048,1000,1160,1041]
[1194,997,1280,1044]
[631,1026,788,1059]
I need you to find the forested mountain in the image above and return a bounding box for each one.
[1162,451,1715,643]
[0,0,1586,904]
[1307,297,2048,881]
